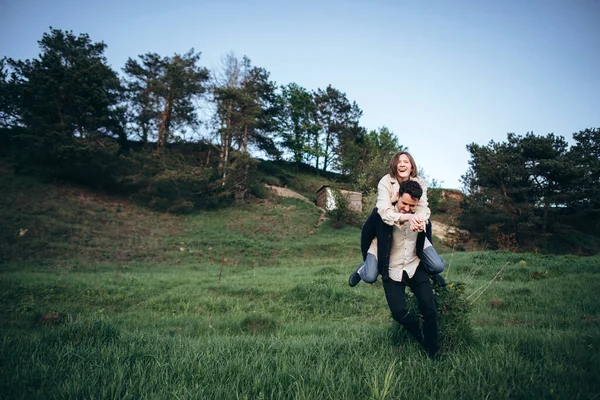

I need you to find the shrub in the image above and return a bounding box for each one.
[542,225,600,255]
[130,160,227,211]
[361,188,378,219]
[434,281,475,351]
[255,161,294,188]
[398,280,475,353]
[327,189,359,228]
[247,182,272,200]
[428,188,442,211]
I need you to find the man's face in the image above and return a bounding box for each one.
[398,193,418,214]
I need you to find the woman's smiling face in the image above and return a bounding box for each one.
[396,154,413,181]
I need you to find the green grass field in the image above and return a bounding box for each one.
[1,173,599,399]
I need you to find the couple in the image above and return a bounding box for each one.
[348,151,445,359]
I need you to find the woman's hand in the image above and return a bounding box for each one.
[410,218,425,232]
[396,214,424,231]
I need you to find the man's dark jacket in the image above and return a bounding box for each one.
[361,207,432,281]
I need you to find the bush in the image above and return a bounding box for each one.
[7,132,245,212]
[434,281,475,351]
[542,225,600,255]
[13,134,125,191]
[255,161,294,188]
[361,188,378,219]
[247,182,272,200]
[399,280,475,353]
[126,152,229,211]
[428,188,441,211]
[327,189,361,228]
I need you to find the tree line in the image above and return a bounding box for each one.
[0,28,403,201]
[459,129,599,254]
[1,28,598,254]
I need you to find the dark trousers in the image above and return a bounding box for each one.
[383,266,439,356]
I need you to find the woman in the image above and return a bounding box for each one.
[348,151,444,286]
[349,152,444,359]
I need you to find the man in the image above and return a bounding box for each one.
[374,180,440,359]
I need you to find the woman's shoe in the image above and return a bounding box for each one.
[348,271,361,287]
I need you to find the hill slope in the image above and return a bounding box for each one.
[1,169,600,399]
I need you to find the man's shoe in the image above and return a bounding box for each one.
[427,347,440,361]
[348,271,361,287]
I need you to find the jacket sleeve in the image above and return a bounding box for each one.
[376,176,401,226]
[414,176,431,220]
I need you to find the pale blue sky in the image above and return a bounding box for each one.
[2,0,598,188]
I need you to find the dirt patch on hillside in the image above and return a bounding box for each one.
[264,184,313,203]
[431,220,470,246]
[432,220,452,242]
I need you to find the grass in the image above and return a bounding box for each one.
[0,173,179,264]
[1,171,599,399]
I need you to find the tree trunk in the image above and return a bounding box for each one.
[54,96,66,134]
[221,105,233,187]
[158,93,172,148]
[323,124,331,172]
[221,133,229,187]
[205,147,211,167]
[542,202,549,235]
[141,124,148,144]
[314,132,320,176]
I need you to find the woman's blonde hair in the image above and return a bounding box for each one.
[389,151,418,181]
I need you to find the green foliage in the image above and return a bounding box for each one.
[312,85,363,174]
[353,127,405,192]
[3,29,421,215]
[0,58,19,132]
[542,224,600,256]
[428,187,442,211]
[435,282,475,350]
[361,188,378,219]
[327,188,360,228]
[247,181,272,199]
[279,83,320,166]
[121,147,231,211]
[123,49,209,147]
[4,27,134,186]
[460,130,600,254]
[211,54,282,189]
[429,188,463,215]
[0,172,179,264]
[254,160,340,201]
[564,128,600,235]
[132,166,211,213]
[256,160,295,185]
[398,280,474,353]
[7,28,123,144]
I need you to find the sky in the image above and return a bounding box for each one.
[1,0,599,189]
